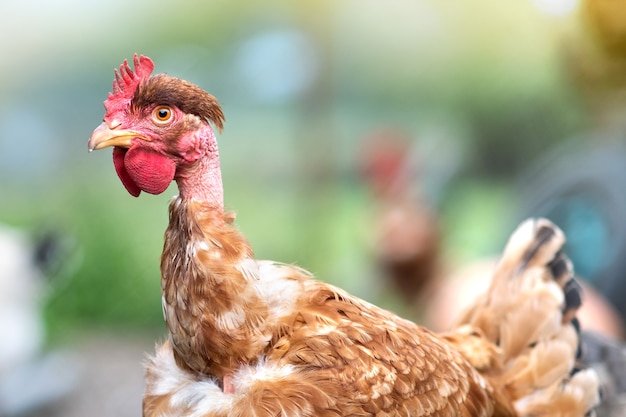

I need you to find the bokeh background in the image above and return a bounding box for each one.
[2,0,626,415]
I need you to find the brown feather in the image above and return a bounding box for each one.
[132,74,225,131]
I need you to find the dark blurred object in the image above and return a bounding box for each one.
[359,129,441,304]
[33,230,68,279]
[0,224,78,416]
[580,331,626,416]
[517,141,626,331]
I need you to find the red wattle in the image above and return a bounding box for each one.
[112,147,176,196]
[124,147,176,195]
[113,147,141,197]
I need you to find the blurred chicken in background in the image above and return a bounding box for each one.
[359,129,441,312]
[0,225,78,416]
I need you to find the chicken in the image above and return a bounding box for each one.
[88,54,600,417]
[359,130,441,307]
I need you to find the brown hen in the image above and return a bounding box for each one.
[88,55,599,417]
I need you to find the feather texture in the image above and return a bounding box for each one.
[151,198,497,416]
[146,201,599,416]
[450,219,600,416]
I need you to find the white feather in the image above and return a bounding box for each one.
[233,359,296,387]
[215,307,246,330]
[147,344,233,417]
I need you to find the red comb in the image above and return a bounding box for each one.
[104,54,155,116]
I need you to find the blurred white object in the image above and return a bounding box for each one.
[0,225,44,374]
[0,224,78,416]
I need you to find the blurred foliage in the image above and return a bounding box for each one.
[1,0,624,339]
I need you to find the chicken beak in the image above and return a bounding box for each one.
[88,122,148,152]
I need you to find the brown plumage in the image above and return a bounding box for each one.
[89,55,599,417]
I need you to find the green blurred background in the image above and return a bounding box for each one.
[1,0,625,341]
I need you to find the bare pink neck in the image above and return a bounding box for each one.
[175,148,224,210]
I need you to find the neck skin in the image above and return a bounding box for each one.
[174,140,224,209]
[163,136,263,378]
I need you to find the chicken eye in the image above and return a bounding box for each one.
[152,106,173,124]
